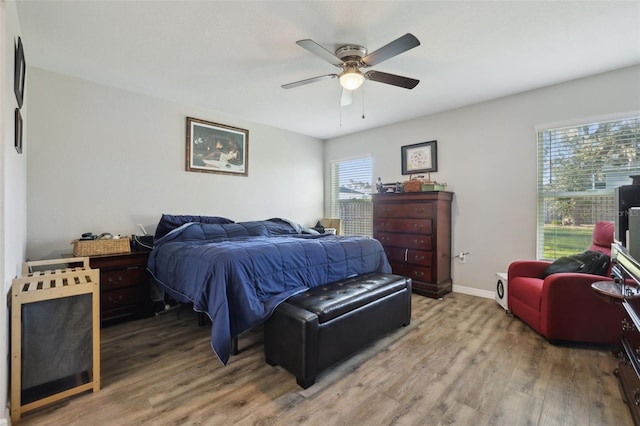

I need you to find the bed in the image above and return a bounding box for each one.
[146,216,391,364]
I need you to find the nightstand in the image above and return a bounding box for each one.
[87,251,154,326]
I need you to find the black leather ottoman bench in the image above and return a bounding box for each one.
[264,272,411,388]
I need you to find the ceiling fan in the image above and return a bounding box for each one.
[282,33,421,106]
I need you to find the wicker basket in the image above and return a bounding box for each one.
[72,237,131,256]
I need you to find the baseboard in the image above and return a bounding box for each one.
[1,406,10,426]
[452,284,494,299]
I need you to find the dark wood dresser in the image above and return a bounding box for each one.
[594,243,640,425]
[372,191,453,298]
[87,251,153,325]
[619,296,640,425]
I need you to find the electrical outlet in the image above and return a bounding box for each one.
[456,251,469,264]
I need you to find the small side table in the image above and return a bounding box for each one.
[591,280,624,304]
[89,251,154,325]
[67,251,154,325]
[592,280,640,303]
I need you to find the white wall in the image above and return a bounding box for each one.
[2,0,28,423]
[325,65,640,297]
[26,68,324,260]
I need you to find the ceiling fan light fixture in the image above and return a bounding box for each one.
[339,68,364,91]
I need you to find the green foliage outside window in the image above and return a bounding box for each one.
[538,117,640,260]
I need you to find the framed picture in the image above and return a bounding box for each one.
[186,117,249,176]
[14,37,26,109]
[401,140,437,175]
[15,108,22,154]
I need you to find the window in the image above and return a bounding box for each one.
[537,115,640,260]
[330,156,373,236]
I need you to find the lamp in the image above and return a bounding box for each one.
[339,67,364,91]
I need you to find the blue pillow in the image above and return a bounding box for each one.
[154,214,234,239]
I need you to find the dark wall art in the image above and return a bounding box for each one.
[186,117,249,176]
[14,37,26,108]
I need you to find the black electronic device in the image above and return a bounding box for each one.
[614,183,640,246]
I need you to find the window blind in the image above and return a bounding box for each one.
[537,116,640,259]
[330,156,373,236]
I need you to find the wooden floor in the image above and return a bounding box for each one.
[19,293,633,426]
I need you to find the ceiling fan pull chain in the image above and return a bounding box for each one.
[362,86,366,120]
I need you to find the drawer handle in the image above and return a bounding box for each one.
[413,255,424,262]
[623,319,636,332]
[413,224,423,229]
[413,271,424,277]
[107,276,124,283]
[414,239,424,244]
[415,208,425,214]
[108,295,124,304]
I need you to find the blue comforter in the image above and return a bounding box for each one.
[147,220,391,364]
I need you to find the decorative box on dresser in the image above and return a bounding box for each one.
[373,191,453,298]
[87,251,154,325]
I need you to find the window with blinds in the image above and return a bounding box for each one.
[537,115,640,260]
[330,156,373,237]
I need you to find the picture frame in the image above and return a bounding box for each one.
[15,108,22,154]
[14,37,26,109]
[186,117,249,176]
[401,140,437,175]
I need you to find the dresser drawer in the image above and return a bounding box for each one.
[384,247,432,266]
[622,300,640,358]
[618,337,640,424]
[375,232,431,249]
[374,218,432,234]
[402,265,434,283]
[101,266,146,290]
[101,286,144,312]
[387,262,433,283]
[622,325,640,359]
[374,203,434,219]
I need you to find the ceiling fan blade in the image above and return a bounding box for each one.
[296,39,344,67]
[340,89,353,106]
[361,33,420,67]
[282,74,338,89]
[365,71,419,89]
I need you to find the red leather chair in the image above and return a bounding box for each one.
[508,221,622,345]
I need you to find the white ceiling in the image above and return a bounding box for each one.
[16,1,640,140]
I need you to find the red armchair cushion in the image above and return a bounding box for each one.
[590,221,614,256]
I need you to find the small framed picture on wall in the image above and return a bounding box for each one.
[401,140,437,175]
[14,37,26,109]
[15,108,23,154]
